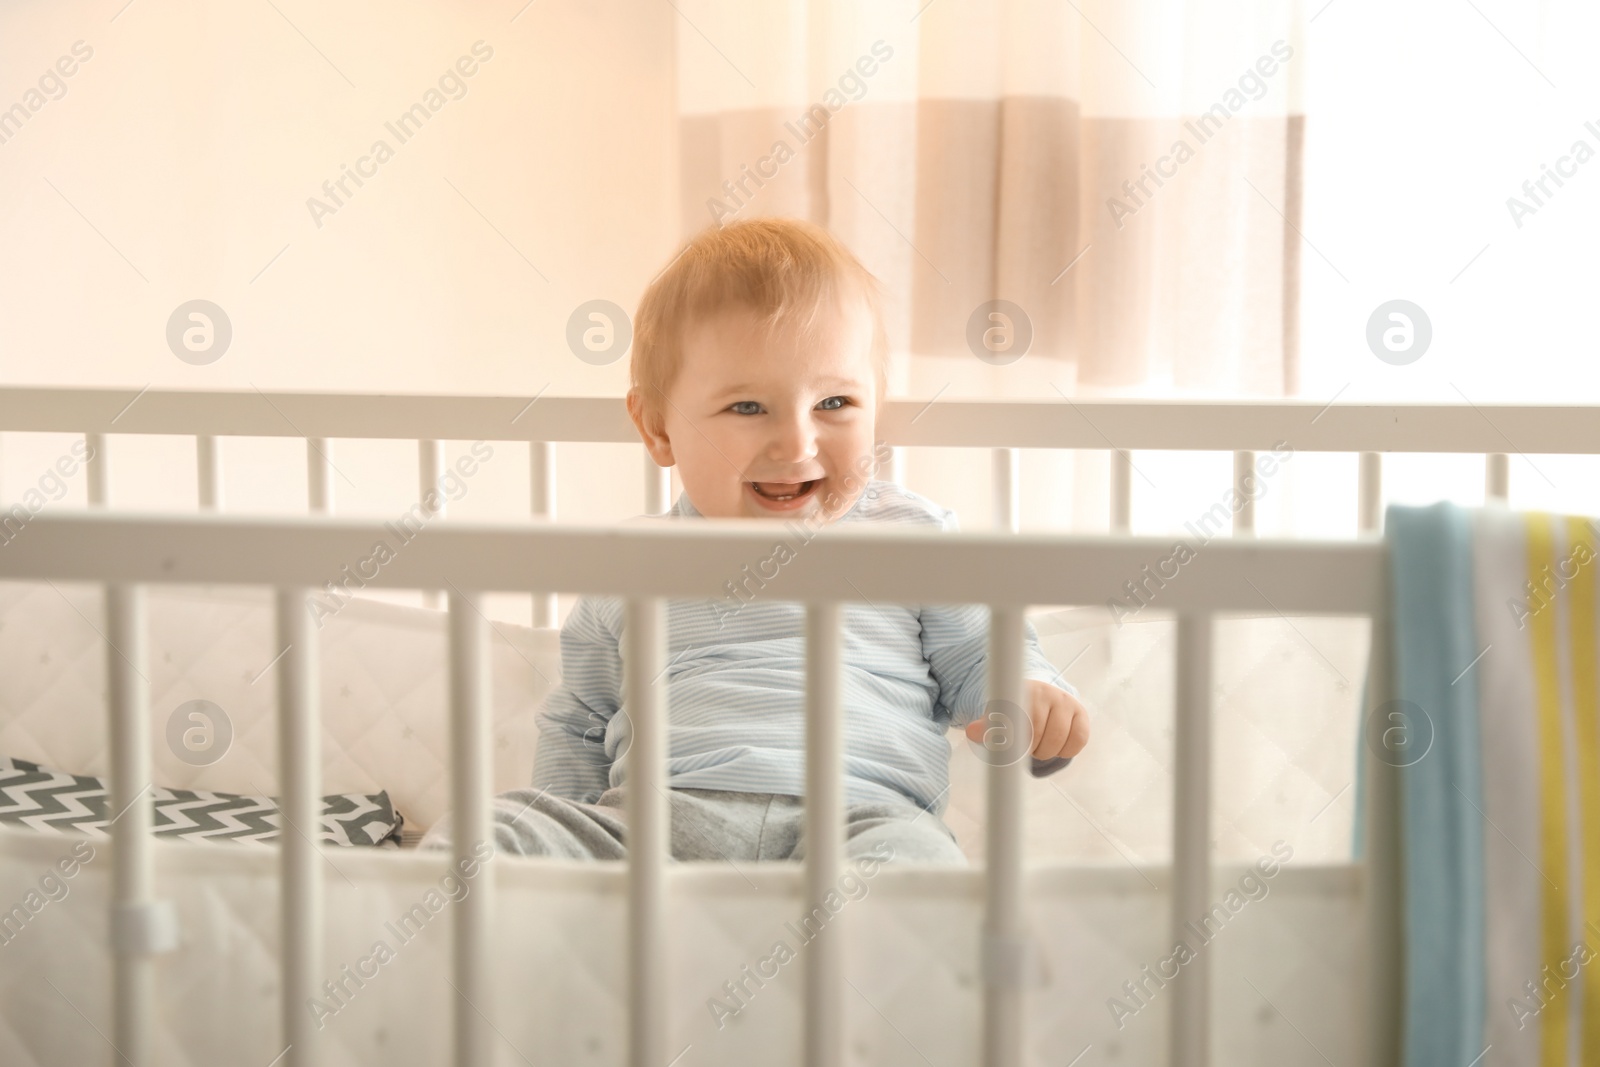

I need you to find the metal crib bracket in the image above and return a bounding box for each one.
[111,899,179,956]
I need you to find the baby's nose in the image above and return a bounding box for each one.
[767,413,819,461]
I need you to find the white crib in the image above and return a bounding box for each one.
[1,387,1596,1067]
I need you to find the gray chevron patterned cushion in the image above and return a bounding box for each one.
[0,757,404,848]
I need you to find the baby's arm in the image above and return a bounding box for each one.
[531,598,623,804]
[921,604,1089,770]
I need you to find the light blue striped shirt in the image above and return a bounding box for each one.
[531,481,1065,813]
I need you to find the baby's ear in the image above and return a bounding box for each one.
[626,388,675,467]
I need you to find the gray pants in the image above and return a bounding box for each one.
[420,787,967,865]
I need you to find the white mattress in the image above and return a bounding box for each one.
[0,582,1373,1062]
[0,828,1367,1066]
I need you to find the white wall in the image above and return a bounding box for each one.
[0,0,679,559]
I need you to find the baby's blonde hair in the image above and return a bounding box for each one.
[630,217,889,427]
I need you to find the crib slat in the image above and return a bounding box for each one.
[804,602,844,1067]
[624,598,668,1067]
[419,442,449,609]
[1359,452,1382,533]
[105,584,153,1066]
[1171,611,1213,1067]
[197,435,222,510]
[420,440,446,519]
[1110,449,1132,533]
[983,605,1028,1067]
[529,441,555,517]
[447,590,495,1066]
[86,433,108,507]
[307,438,332,513]
[643,452,671,514]
[1486,452,1510,502]
[992,447,1019,532]
[888,444,906,486]
[1232,451,1255,536]
[277,588,323,1067]
[530,441,558,627]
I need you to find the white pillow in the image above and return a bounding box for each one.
[0,583,555,837]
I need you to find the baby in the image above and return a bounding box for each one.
[427,217,1088,863]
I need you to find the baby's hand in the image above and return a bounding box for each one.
[963,680,1090,761]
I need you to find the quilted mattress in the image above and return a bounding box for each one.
[0,829,1368,1066]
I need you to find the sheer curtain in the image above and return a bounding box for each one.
[671,0,1308,402]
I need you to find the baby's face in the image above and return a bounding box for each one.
[638,298,879,520]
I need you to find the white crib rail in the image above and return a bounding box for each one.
[803,602,844,1067]
[1171,612,1213,1067]
[0,512,1393,1067]
[278,589,322,1067]
[445,588,493,1065]
[0,388,1591,539]
[623,597,669,1067]
[983,606,1028,1066]
[104,585,159,1065]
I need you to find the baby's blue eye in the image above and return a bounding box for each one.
[730,401,762,415]
[817,396,846,411]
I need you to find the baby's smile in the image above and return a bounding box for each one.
[747,478,821,510]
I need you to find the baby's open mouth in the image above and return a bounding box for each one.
[748,479,818,503]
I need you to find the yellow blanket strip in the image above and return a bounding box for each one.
[1564,516,1600,1063]
[1526,513,1570,1065]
